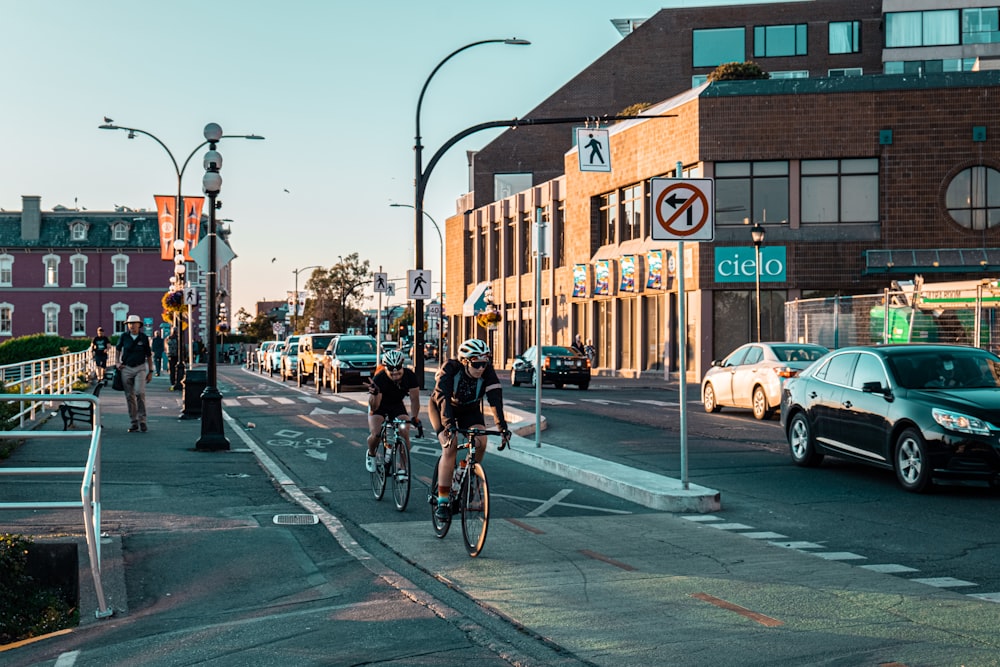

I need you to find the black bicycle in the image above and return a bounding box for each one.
[371,417,413,511]
[428,427,506,557]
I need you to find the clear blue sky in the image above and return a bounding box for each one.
[0,0,773,320]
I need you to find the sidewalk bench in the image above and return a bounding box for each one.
[60,381,103,430]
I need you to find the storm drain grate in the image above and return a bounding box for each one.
[272,514,319,526]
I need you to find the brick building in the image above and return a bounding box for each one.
[0,195,230,342]
[446,1,1000,383]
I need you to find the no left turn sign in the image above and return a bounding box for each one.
[650,178,714,242]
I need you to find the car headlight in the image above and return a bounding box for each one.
[931,408,994,436]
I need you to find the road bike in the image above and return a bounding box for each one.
[428,427,506,557]
[371,416,414,511]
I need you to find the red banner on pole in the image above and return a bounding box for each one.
[181,197,205,261]
[154,195,176,261]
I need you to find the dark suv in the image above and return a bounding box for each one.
[322,334,378,392]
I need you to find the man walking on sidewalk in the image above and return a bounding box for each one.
[117,315,154,432]
[151,329,165,376]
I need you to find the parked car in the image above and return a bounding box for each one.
[296,333,336,387]
[266,341,286,377]
[701,342,828,420]
[423,342,438,361]
[257,341,279,374]
[280,335,300,382]
[781,344,1000,493]
[322,334,378,392]
[511,345,590,390]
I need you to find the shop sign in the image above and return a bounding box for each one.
[714,246,786,283]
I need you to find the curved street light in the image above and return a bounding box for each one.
[99,121,264,391]
[412,37,529,385]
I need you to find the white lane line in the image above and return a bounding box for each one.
[860,563,919,574]
[247,398,267,406]
[706,523,755,531]
[968,592,1000,603]
[526,489,574,517]
[55,651,80,667]
[910,577,977,588]
[274,397,294,404]
[812,552,867,561]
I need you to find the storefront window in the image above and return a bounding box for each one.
[715,161,788,225]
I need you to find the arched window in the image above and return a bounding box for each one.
[945,166,1000,230]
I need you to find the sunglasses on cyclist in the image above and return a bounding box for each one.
[468,361,489,369]
[386,364,403,371]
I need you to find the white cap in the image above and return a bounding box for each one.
[126,315,142,324]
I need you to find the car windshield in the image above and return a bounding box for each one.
[772,345,827,362]
[339,339,376,355]
[542,346,578,356]
[888,350,1000,389]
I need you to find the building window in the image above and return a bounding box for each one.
[520,211,532,273]
[945,166,1000,230]
[43,303,60,335]
[801,158,879,223]
[963,8,1000,44]
[599,192,617,245]
[554,200,566,269]
[886,10,959,48]
[692,74,709,87]
[715,161,789,226]
[0,255,12,287]
[503,216,515,277]
[70,221,88,241]
[112,221,129,241]
[43,254,60,287]
[112,254,129,287]
[829,67,863,77]
[829,21,860,54]
[71,303,88,336]
[692,27,745,68]
[112,303,129,334]
[477,225,487,282]
[489,219,500,280]
[621,184,643,242]
[0,303,12,336]
[884,58,975,74]
[753,24,807,58]
[769,70,809,79]
[494,173,532,201]
[71,254,87,287]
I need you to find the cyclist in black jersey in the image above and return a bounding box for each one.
[427,338,511,521]
[365,350,422,473]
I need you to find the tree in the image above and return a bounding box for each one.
[707,61,770,82]
[305,253,372,333]
[243,312,279,341]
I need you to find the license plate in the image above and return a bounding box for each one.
[361,371,370,377]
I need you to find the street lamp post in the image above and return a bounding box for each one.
[292,265,321,334]
[413,37,529,386]
[750,221,766,343]
[196,123,229,452]
[99,121,263,390]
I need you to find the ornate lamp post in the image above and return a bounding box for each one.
[196,123,229,451]
[751,221,766,343]
[412,37,529,385]
[99,121,263,389]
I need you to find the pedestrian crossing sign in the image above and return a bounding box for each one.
[576,127,611,173]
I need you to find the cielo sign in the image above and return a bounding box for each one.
[714,246,786,283]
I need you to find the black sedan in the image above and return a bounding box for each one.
[781,344,1000,492]
[511,345,591,390]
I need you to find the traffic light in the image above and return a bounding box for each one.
[366,316,376,336]
[398,324,406,340]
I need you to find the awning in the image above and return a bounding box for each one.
[462,282,491,316]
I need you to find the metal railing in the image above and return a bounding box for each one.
[0,392,111,619]
[1,348,116,427]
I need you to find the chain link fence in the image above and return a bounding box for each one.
[785,284,1000,353]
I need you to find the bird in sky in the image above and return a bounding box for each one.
[271,258,277,263]
[103,116,114,123]
[283,188,290,193]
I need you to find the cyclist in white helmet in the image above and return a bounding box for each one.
[427,338,511,520]
[364,349,422,473]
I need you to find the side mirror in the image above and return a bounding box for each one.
[862,380,890,397]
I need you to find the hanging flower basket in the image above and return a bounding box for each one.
[162,290,186,314]
[217,323,231,334]
[476,310,502,331]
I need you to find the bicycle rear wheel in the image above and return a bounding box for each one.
[429,457,450,538]
[391,437,410,511]
[370,437,387,500]
[460,463,490,557]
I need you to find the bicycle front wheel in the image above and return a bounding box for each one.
[391,437,410,512]
[371,438,387,501]
[460,463,490,557]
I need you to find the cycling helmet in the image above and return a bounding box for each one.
[458,338,490,360]
[382,350,405,368]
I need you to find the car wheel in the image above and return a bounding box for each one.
[511,370,520,387]
[703,383,721,413]
[752,385,773,420]
[895,428,933,493]
[555,382,564,389]
[578,381,589,390]
[788,412,823,467]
